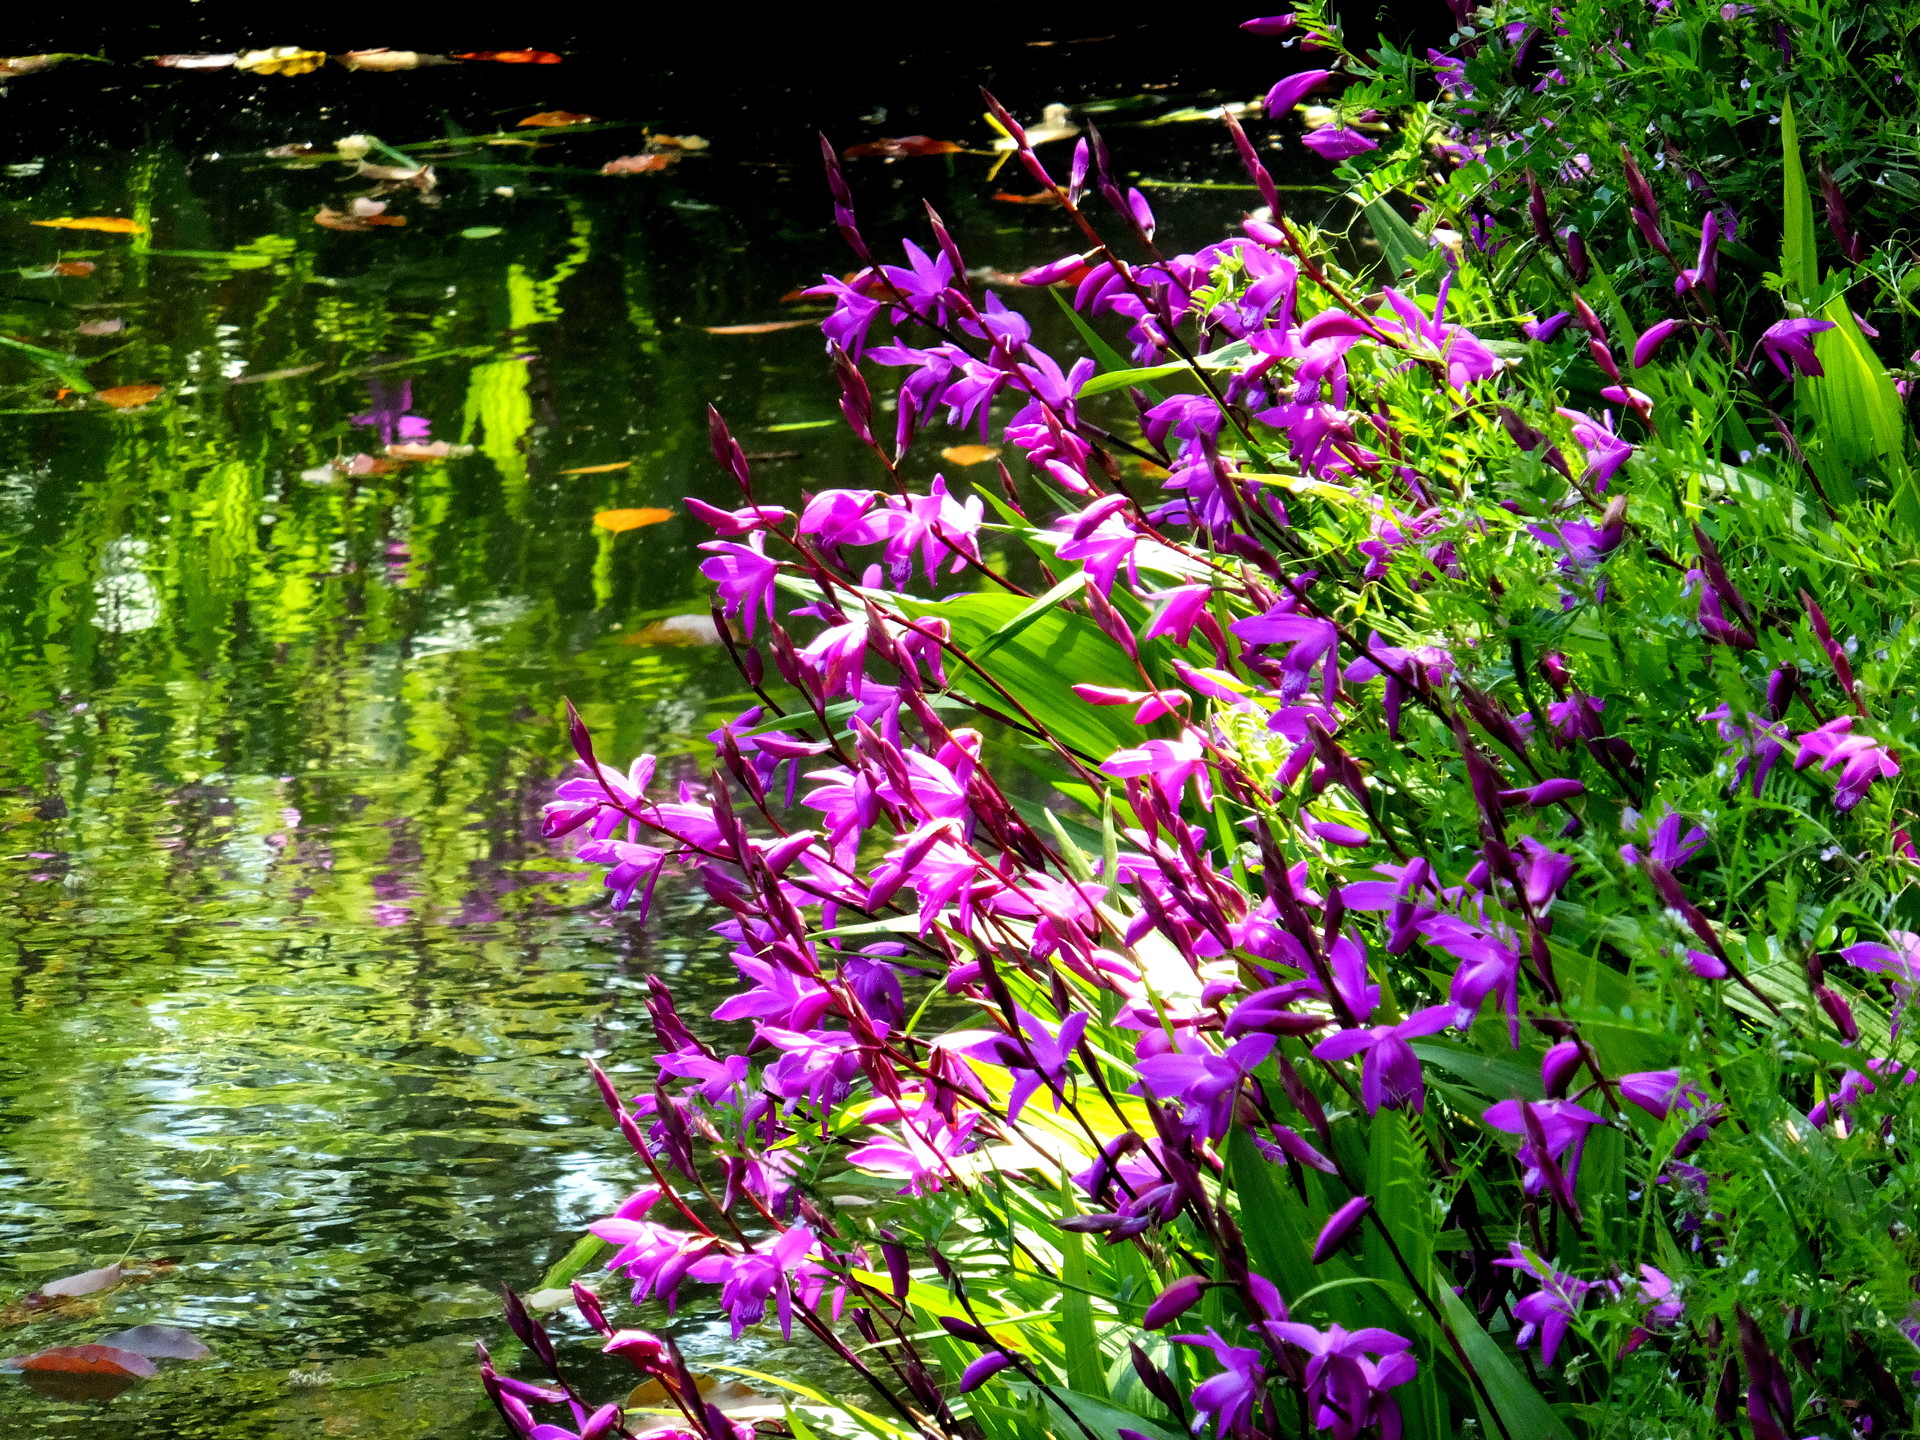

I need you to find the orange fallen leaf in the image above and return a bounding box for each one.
[843,136,964,159]
[12,1346,156,1379]
[623,614,720,646]
[993,191,1064,206]
[601,153,677,175]
[31,217,143,234]
[314,205,407,232]
[594,507,674,533]
[559,461,631,474]
[453,50,562,64]
[939,444,1002,467]
[702,320,815,335]
[52,261,95,277]
[649,134,708,151]
[518,110,595,128]
[95,385,163,409]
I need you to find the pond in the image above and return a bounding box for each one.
[0,47,1310,1439]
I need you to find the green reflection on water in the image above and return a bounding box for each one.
[0,96,1256,1435]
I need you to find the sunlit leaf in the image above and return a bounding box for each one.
[842,136,965,159]
[234,48,328,77]
[94,385,164,410]
[95,1325,210,1360]
[593,507,674,533]
[9,1344,156,1378]
[452,50,562,64]
[602,153,677,175]
[558,461,631,474]
[938,444,1002,466]
[518,111,596,128]
[30,217,143,234]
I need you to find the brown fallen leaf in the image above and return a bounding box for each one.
[843,136,964,159]
[12,1345,157,1379]
[649,134,708,151]
[31,217,143,234]
[235,48,328,77]
[153,54,238,70]
[601,153,677,176]
[52,261,95,277]
[702,320,815,335]
[336,49,455,71]
[314,204,407,232]
[939,444,1002,467]
[452,50,562,64]
[623,614,720,646]
[993,191,1065,206]
[518,110,595,128]
[559,461,631,474]
[95,385,164,410]
[76,318,124,336]
[593,508,674,533]
[384,442,475,460]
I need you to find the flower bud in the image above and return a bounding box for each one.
[1312,1195,1372,1263]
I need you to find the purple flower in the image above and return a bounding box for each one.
[1300,127,1379,161]
[1233,608,1340,702]
[1759,317,1834,379]
[1261,1322,1418,1440]
[1483,1098,1606,1198]
[1556,407,1634,489]
[1619,809,1708,868]
[1675,210,1721,295]
[685,1224,821,1338]
[1794,716,1901,811]
[963,1008,1090,1121]
[1699,705,1787,796]
[1172,1329,1266,1438]
[844,1113,980,1196]
[350,376,431,446]
[1264,68,1335,117]
[1617,1069,1708,1120]
[1134,1033,1276,1140]
[1493,1245,1595,1367]
[698,533,779,637]
[1312,1005,1455,1112]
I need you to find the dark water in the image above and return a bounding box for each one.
[0,52,1303,1439]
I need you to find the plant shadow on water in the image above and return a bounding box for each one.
[0,48,1310,1438]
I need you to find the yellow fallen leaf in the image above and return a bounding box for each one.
[594,507,674,533]
[95,385,163,409]
[939,444,1002,467]
[236,47,327,76]
[560,461,631,474]
[31,217,143,234]
[622,614,720,645]
[518,111,596,128]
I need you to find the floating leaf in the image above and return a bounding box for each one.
[314,204,406,232]
[518,111,595,128]
[234,48,328,77]
[336,50,454,72]
[594,508,674,533]
[993,191,1063,206]
[385,442,474,460]
[152,54,237,70]
[452,50,561,64]
[625,615,720,646]
[650,134,708,151]
[95,1325,210,1361]
[11,1345,156,1378]
[461,227,504,239]
[628,1373,781,1430]
[38,1265,123,1299]
[0,55,92,78]
[75,318,123,336]
[601,153,677,175]
[30,217,143,234]
[843,136,964,159]
[939,444,1002,466]
[558,461,631,474]
[230,363,319,384]
[94,386,164,410]
[701,320,814,335]
[264,142,334,160]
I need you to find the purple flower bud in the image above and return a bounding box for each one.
[1242,13,1298,33]
[1522,310,1571,342]
[1307,819,1372,847]
[1312,1195,1372,1263]
[1633,318,1684,369]
[1815,984,1860,1043]
[940,1316,994,1345]
[1143,1274,1210,1328]
[1541,1041,1583,1097]
[1685,948,1729,979]
[1264,67,1335,117]
[1561,227,1592,283]
[959,1352,1015,1392]
[1300,127,1379,161]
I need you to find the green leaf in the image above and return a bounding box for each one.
[1024,1385,1179,1440]
[972,571,1087,662]
[1804,297,1907,466]
[1360,196,1426,279]
[1225,1127,1330,1316]
[1435,1285,1575,1440]
[1055,1222,1106,1397]
[0,334,95,392]
[1780,98,1820,298]
[537,1232,608,1291]
[1076,363,1192,398]
[1049,287,1164,400]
